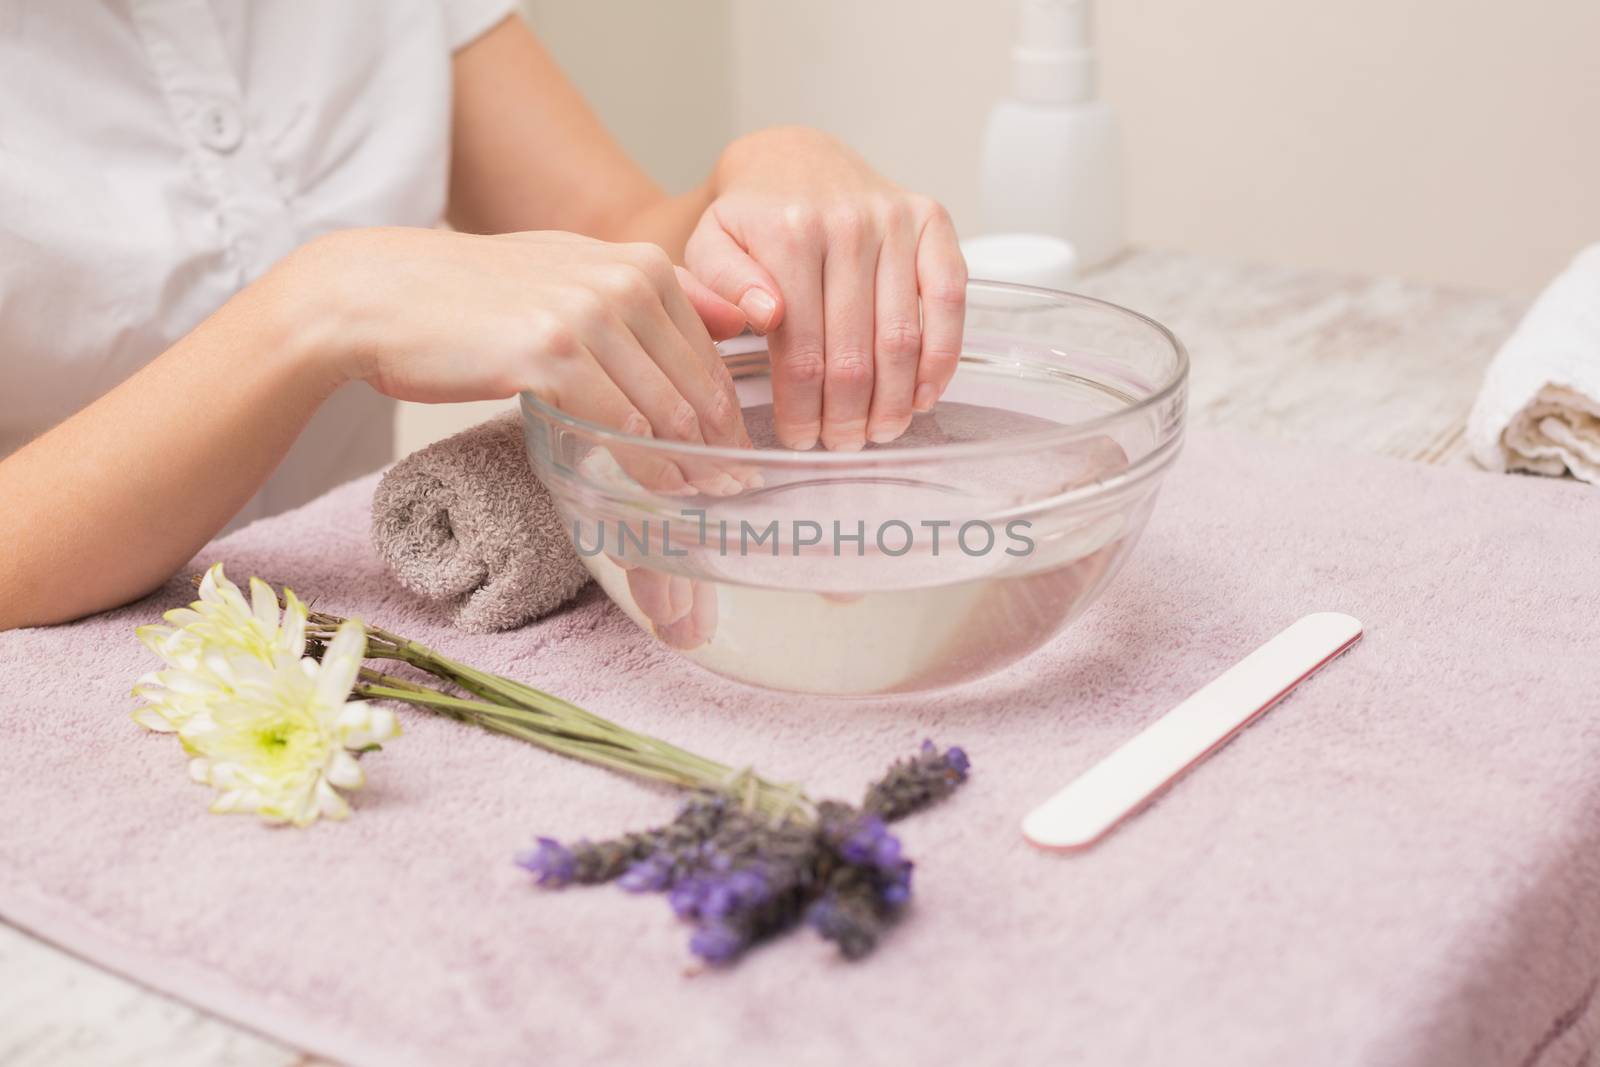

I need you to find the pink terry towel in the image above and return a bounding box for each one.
[3,430,1600,1067]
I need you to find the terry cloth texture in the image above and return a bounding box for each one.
[4,429,1600,1067]
[1468,244,1600,482]
[370,411,590,633]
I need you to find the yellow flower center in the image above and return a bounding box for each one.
[245,710,327,771]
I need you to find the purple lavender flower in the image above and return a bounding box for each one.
[514,837,577,887]
[671,818,822,956]
[618,853,675,892]
[880,862,913,909]
[687,865,771,920]
[726,867,770,906]
[690,921,748,964]
[863,740,973,821]
[701,880,737,919]
[823,808,907,880]
[806,891,882,960]
[871,832,903,869]
[517,745,969,967]
[518,795,733,889]
[838,815,889,866]
[805,894,840,933]
[669,877,708,919]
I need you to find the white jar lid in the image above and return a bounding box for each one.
[960,233,1080,291]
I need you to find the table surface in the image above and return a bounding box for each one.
[0,249,1530,1067]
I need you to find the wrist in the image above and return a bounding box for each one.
[254,230,374,392]
[713,126,846,190]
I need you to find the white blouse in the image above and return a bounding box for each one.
[0,0,513,527]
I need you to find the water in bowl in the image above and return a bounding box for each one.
[578,377,1152,695]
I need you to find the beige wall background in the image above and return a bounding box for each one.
[398,0,1600,452]
[730,0,1600,294]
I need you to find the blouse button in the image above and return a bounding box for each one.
[197,101,244,153]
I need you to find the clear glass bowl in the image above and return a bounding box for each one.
[521,281,1187,696]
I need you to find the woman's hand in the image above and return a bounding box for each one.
[294,227,752,491]
[0,224,755,629]
[446,24,965,453]
[685,127,968,452]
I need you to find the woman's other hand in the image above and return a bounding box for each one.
[290,227,752,492]
[685,127,968,452]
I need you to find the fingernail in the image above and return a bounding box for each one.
[741,471,766,490]
[666,577,694,623]
[707,473,744,497]
[738,289,778,333]
[867,422,905,444]
[913,383,939,412]
[655,463,688,491]
[784,429,819,451]
[649,462,692,496]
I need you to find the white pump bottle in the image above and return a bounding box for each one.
[978,0,1124,271]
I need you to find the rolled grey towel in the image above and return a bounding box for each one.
[371,412,591,633]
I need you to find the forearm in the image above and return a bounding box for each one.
[443,16,715,261]
[0,268,340,629]
[606,181,716,262]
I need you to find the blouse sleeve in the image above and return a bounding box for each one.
[438,0,517,51]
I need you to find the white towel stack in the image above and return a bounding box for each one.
[1468,245,1600,483]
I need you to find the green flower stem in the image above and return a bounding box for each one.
[357,668,623,745]
[343,652,806,821]
[356,650,730,778]
[353,681,721,791]
[228,581,751,792]
[334,623,736,777]
[369,629,647,736]
[355,668,671,758]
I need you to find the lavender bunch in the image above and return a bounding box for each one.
[180,575,971,965]
[518,740,971,965]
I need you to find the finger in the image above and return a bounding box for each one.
[913,206,967,412]
[535,347,689,496]
[615,294,747,454]
[600,246,750,451]
[763,212,827,450]
[675,265,748,341]
[576,295,745,496]
[866,208,922,443]
[685,210,785,334]
[577,299,708,445]
[627,567,694,628]
[654,579,718,650]
[819,212,879,451]
[646,258,753,450]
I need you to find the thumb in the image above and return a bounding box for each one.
[673,266,748,341]
[684,213,785,335]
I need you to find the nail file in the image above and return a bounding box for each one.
[1022,612,1364,851]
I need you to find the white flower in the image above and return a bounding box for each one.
[133,564,399,827]
[132,564,308,733]
[182,618,398,826]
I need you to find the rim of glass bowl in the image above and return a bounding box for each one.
[519,281,1189,468]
